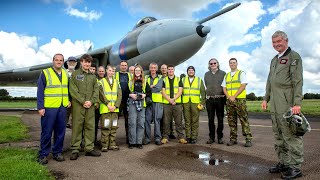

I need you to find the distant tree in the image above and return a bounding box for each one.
[246,92,257,101]
[257,96,264,101]
[304,93,320,99]
[0,89,9,97]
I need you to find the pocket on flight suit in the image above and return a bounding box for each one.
[101,119,111,130]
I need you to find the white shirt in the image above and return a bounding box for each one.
[188,77,194,84]
[221,70,248,87]
[278,47,289,59]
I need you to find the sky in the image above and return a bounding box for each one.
[0,0,319,97]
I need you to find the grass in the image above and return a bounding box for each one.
[0,115,54,179]
[0,99,319,115]
[246,99,320,116]
[0,101,36,108]
[0,148,53,180]
[0,115,29,143]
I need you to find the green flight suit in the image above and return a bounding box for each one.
[264,47,304,169]
[69,68,99,153]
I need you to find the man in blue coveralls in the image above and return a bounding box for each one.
[37,53,70,164]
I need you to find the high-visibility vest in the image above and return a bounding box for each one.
[182,76,201,103]
[225,70,246,99]
[43,67,69,108]
[146,75,163,103]
[99,78,120,114]
[128,79,147,107]
[163,76,181,104]
[114,72,132,82]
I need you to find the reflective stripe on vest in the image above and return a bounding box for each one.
[225,70,246,99]
[146,75,162,103]
[182,76,201,103]
[99,78,120,114]
[163,76,181,104]
[43,67,69,108]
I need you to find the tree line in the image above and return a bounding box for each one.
[0,89,319,101]
[246,92,320,101]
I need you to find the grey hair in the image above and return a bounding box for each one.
[149,62,158,70]
[208,58,220,70]
[272,30,288,40]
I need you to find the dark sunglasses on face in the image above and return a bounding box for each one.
[210,62,217,65]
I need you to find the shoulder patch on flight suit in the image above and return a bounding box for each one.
[279,58,288,64]
[291,59,297,66]
[76,74,84,81]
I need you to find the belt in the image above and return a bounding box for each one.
[206,95,225,99]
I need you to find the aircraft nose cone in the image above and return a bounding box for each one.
[196,25,211,37]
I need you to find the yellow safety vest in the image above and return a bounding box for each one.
[146,75,163,103]
[114,72,132,82]
[43,67,69,108]
[128,79,147,107]
[163,76,181,104]
[182,76,201,103]
[99,78,120,114]
[225,70,246,99]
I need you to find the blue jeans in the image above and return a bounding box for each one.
[39,106,67,157]
[145,102,163,143]
[128,99,145,145]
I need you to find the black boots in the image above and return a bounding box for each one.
[281,167,302,179]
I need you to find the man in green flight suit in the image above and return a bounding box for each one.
[262,30,304,179]
[69,54,101,160]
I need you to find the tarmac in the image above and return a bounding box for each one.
[0,110,319,180]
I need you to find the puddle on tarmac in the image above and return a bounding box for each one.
[143,145,278,179]
[176,150,230,166]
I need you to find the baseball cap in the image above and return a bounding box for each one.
[67,56,77,62]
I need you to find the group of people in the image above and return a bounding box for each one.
[37,30,304,179]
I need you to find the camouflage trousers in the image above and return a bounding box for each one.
[100,112,119,148]
[226,99,252,141]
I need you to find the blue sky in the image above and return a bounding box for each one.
[0,0,319,97]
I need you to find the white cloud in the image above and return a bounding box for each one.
[121,0,218,18]
[176,1,267,95]
[176,0,319,95]
[0,31,92,71]
[65,7,102,21]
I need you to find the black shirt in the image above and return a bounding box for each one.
[119,72,130,103]
[162,76,183,98]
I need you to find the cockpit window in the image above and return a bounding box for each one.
[134,17,157,29]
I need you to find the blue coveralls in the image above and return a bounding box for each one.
[37,72,67,158]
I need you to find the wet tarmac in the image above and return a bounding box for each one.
[1,111,319,179]
[143,145,278,180]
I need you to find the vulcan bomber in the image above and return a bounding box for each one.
[0,3,241,86]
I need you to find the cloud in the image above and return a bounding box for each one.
[42,0,80,6]
[65,7,102,21]
[0,31,93,71]
[121,0,217,18]
[175,0,319,95]
[42,0,102,21]
[175,1,267,95]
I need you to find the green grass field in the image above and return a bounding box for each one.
[0,115,29,143]
[247,99,320,116]
[0,148,53,180]
[0,101,36,108]
[0,115,53,179]
[0,99,319,115]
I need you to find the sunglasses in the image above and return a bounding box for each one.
[210,62,217,65]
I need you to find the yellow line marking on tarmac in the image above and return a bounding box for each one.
[199,121,320,131]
